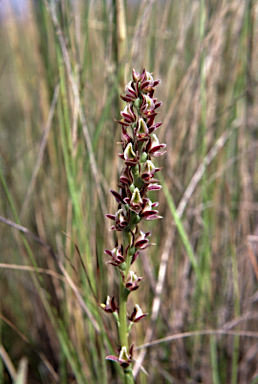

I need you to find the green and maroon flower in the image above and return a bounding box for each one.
[125,271,143,292]
[104,244,125,267]
[101,296,118,314]
[106,344,134,368]
[128,305,148,323]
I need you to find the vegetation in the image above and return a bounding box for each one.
[0,0,258,383]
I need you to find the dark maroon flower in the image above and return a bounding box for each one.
[147,183,162,191]
[101,296,118,313]
[125,271,143,291]
[152,97,162,109]
[135,117,149,142]
[123,187,143,214]
[146,133,166,157]
[121,143,139,166]
[140,198,162,220]
[141,160,161,183]
[120,126,132,147]
[109,189,123,204]
[104,245,125,267]
[119,104,137,126]
[148,121,162,134]
[130,228,152,264]
[121,80,139,103]
[132,68,142,82]
[106,208,128,231]
[134,229,152,250]
[106,344,134,368]
[128,305,148,323]
[136,69,161,94]
[140,94,157,119]
[118,166,134,188]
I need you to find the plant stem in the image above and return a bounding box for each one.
[119,275,134,384]
[119,276,128,350]
[124,369,134,384]
[118,231,134,384]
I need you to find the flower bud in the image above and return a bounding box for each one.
[133,98,142,109]
[133,214,141,225]
[129,183,135,193]
[140,151,148,163]
[132,68,141,82]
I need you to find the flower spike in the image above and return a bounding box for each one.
[104,69,165,376]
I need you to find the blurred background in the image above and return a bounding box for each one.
[1,0,258,383]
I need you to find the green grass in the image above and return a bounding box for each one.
[1,0,258,383]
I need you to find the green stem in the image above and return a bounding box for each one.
[119,276,128,349]
[118,231,134,384]
[124,368,134,384]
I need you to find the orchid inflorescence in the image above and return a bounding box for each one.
[102,68,165,372]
